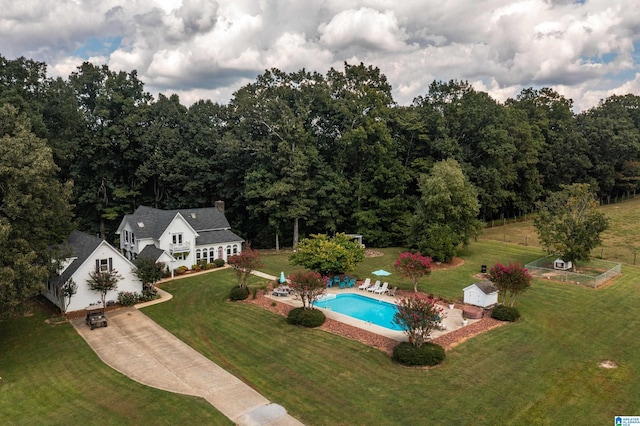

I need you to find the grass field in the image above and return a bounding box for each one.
[0,300,231,425]
[3,231,640,424]
[140,240,640,425]
[480,195,640,265]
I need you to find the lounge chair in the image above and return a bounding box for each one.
[387,286,398,296]
[358,278,371,290]
[374,282,389,294]
[367,280,381,292]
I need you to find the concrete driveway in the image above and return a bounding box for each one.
[71,307,302,426]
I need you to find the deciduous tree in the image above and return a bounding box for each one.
[287,270,326,309]
[488,262,532,307]
[393,295,446,347]
[393,252,432,293]
[87,268,122,308]
[227,247,263,288]
[407,159,482,262]
[0,105,73,316]
[289,233,365,276]
[534,183,609,269]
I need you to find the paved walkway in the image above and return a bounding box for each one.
[71,276,302,426]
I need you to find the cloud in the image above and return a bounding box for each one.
[1,0,639,111]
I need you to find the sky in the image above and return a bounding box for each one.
[2,0,640,111]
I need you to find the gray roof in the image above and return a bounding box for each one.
[123,206,233,239]
[138,245,167,262]
[474,280,499,294]
[196,229,244,246]
[51,230,103,287]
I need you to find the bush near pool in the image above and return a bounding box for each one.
[229,285,250,301]
[392,342,446,366]
[287,307,326,327]
[491,305,521,322]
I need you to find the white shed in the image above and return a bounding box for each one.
[553,258,572,271]
[463,280,499,308]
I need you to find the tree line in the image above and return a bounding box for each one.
[3,54,640,251]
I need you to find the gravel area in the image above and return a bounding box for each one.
[247,292,507,355]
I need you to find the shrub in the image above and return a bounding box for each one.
[491,305,521,322]
[229,285,250,301]
[392,341,446,366]
[191,264,201,271]
[175,265,189,276]
[141,285,158,302]
[118,291,141,306]
[286,307,326,327]
[213,258,225,268]
[251,287,258,299]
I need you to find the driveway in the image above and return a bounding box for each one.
[71,307,302,426]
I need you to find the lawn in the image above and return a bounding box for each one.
[480,195,640,265]
[0,300,232,425]
[142,240,640,425]
[4,239,639,425]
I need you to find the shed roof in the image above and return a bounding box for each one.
[464,280,498,294]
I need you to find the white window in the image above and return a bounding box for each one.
[124,230,129,243]
[233,244,238,255]
[173,234,183,245]
[226,245,231,256]
[131,233,135,243]
[196,249,201,262]
[96,258,112,272]
[209,248,215,263]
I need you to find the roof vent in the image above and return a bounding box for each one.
[137,222,145,228]
[190,212,197,219]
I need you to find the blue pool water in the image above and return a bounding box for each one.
[314,293,404,331]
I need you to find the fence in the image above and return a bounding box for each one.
[525,256,622,288]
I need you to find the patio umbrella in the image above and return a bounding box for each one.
[372,269,391,276]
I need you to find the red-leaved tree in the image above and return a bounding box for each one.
[288,270,326,309]
[393,295,446,347]
[488,262,532,307]
[394,251,432,292]
[227,247,263,288]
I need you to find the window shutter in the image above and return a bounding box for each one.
[95,259,100,271]
[108,258,113,271]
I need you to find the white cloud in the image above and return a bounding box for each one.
[1,0,639,111]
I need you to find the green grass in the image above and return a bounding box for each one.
[5,238,640,424]
[0,300,232,425]
[480,195,640,265]
[143,243,640,425]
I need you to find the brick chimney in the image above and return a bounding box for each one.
[214,200,225,212]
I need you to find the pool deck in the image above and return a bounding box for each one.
[267,287,478,342]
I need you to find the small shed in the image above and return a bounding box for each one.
[463,280,499,308]
[553,258,572,271]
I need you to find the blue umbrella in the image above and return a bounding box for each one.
[372,269,391,276]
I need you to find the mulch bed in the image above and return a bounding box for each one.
[246,292,507,355]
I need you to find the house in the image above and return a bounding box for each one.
[553,258,572,271]
[43,230,142,313]
[463,280,499,308]
[115,201,244,271]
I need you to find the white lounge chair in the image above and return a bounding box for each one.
[388,286,398,296]
[374,282,389,294]
[367,280,381,292]
[358,278,371,290]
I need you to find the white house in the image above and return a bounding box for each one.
[44,230,143,313]
[115,201,244,271]
[463,280,499,308]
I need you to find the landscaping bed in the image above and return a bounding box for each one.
[247,292,505,354]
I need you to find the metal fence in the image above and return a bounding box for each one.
[525,256,622,288]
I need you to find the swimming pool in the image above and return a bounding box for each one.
[314,293,404,331]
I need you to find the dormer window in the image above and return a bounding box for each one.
[137,222,145,228]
